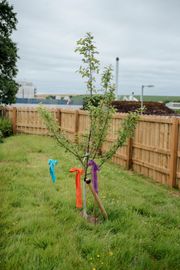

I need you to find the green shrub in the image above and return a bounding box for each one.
[0,117,13,137]
[0,130,3,143]
[82,94,104,110]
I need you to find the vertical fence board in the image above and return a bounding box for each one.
[12,107,17,134]
[169,118,179,187]
[176,120,180,188]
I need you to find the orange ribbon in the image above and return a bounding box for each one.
[70,168,84,208]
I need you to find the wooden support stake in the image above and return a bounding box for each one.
[87,182,108,220]
[169,117,179,187]
[127,137,133,170]
[12,107,17,134]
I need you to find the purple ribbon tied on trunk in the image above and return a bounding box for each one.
[88,160,100,194]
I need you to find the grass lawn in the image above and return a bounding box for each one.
[0,135,180,270]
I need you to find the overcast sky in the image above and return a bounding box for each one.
[9,0,180,96]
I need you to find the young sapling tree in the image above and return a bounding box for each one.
[38,32,140,220]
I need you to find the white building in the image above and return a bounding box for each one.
[16,81,36,98]
[123,92,138,101]
[166,102,180,110]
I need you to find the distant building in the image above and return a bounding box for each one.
[63,96,72,104]
[123,92,138,101]
[36,93,79,99]
[129,92,138,101]
[122,96,129,101]
[166,102,180,110]
[16,81,36,98]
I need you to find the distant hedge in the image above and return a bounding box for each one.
[111,101,175,115]
[82,95,103,110]
[82,97,175,115]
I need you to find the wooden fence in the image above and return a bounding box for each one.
[4,106,180,189]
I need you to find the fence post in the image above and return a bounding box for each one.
[169,117,178,187]
[127,137,133,170]
[12,107,17,134]
[74,110,79,143]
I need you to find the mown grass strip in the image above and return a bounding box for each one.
[0,135,180,270]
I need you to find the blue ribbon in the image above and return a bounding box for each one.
[48,159,58,183]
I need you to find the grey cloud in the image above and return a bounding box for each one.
[9,0,180,95]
